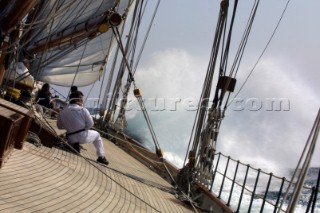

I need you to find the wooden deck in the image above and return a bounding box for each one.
[0,133,196,212]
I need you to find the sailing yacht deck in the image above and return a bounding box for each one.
[0,135,195,212]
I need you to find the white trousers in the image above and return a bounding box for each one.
[68,130,105,157]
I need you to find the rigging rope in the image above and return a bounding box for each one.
[91,126,200,212]
[216,0,259,111]
[111,24,162,157]
[228,0,292,106]
[27,1,60,81]
[196,0,241,188]
[113,0,144,130]
[134,88,162,153]
[69,41,89,94]
[114,0,161,132]
[97,1,129,118]
[182,0,261,191]
[105,0,141,121]
[132,0,161,74]
[184,0,230,168]
[26,107,163,212]
[108,0,164,157]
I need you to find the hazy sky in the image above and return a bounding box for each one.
[123,0,320,173]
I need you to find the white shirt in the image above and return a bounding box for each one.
[57,104,94,141]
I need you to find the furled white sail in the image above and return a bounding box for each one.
[23,0,133,87]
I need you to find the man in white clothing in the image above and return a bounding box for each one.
[57,91,109,165]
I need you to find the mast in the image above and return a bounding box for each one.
[0,0,37,85]
[26,12,122,55]
[0,0,37,34]
[177,0,260,205]
[281,108,320,212]
[112,0,142,130]
[105,7,137,128]
[177,0,231,190]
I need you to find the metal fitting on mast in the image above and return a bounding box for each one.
[108,12,122,26]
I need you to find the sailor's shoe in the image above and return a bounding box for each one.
[97,157,109,165]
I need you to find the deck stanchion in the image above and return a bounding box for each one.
[236,164,250,213]
[218,156,230,198]
[311,168,320,212]
[210,152,221,190]
[248,169,261,212]
[274,177,286,213]
[261,172,272,211]
[306,187,316,213]
[227,160,240,206]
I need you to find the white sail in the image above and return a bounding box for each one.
[22,0,133,86]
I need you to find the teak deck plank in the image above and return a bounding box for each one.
[0,125,195,212]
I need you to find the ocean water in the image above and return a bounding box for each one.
[80,83,320,212]
[124,113,320,212]
[210,165,320,212]
[72,87,320,212]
